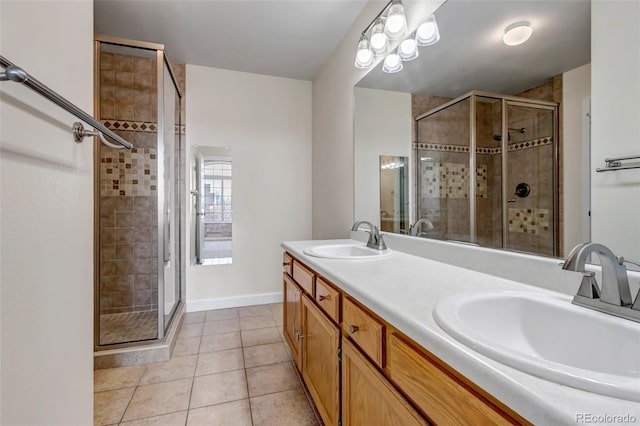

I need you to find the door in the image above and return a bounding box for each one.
[301,295,340,426]
[283,273,302,369]
[503,102,557,256]
[342,338,427,426]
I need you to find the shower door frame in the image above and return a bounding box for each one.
[93,35,185,351]
[414,90,559,255]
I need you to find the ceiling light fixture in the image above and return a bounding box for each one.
[416,15,440,46]
[353,1,441,71]
[502,22,533,46]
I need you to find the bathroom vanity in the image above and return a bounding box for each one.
[281,237,640,426]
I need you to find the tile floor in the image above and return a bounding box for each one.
[100,311,158,345]
[94,303,320,426]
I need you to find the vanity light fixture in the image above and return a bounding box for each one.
[370,18,389,55]
[384,0,408,40]
[382,52,403,73]
[353,1,440,71]
[416,14,440,46]
[354,34,374,69]
[503,21,533,46]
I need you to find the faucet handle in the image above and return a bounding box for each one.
[576,272,601,299]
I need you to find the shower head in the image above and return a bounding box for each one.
[493,127,526,142]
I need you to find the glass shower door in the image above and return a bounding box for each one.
[503,102,557,256]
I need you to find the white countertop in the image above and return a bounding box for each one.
[282,238,640,426]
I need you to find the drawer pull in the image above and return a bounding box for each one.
[348,324,360,334]
[283,261,291,266]
[318,294,329,301]
[296,332,305,341]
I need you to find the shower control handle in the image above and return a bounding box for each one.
[507,198,516,203]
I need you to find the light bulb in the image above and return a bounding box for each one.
[354,34,374,69]
[357,49,372,65]
[398,38,418,61]
[384,0,407,40]
[370,18,388,55]
[416,15,440,46]
[382,53,403,73]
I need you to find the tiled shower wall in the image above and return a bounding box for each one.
[412,77,561,256]
[98,51,186,315]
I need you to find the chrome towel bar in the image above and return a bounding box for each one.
[596,154,640,172]
[0,55,133,149]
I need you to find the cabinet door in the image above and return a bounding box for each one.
[302,295,340,426]
[283,273,302,369]
[342,338,427,426]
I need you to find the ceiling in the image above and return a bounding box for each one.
[357,0,591,97]
[94,0,368,81]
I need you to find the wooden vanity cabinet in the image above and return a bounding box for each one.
[301,295,341,426]
[283,273,302,369]
[282,252,528,426]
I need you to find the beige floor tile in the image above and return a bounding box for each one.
[205,308,238,322]
[178,322,204,338]
[200,331,242,353]
[172,336,200,357]
[119,410,187,425]
[94,387,135,426]
[272,314,283,326]
[246,361,300,397]
[202,318,240,335]
[94,364,146,392]
[241,327,282,347]
[238,305,272,318]
[138,355,197,385]
[183,311,205,324]
[121,378,192,422]
[243,342,290,368]
[187,399,252,426]
[240,315,276,331]
[250,388,317,426]
[195,348,244,376]
[190,369,248,409]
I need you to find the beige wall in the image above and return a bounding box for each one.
[591,1,640,262]
[312,0,446,239]
[0,1,94,424]
[562,63,591,256]
[185,65,312,310]
[354,87,412,226]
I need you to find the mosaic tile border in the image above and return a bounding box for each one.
[102,120,186,135]
[508,208,550,235]
[100,148,157,196]
[413,137,552,154]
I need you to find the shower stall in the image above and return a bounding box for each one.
[415,91,559,257]
[93,36,185,350]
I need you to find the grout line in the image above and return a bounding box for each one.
[240,331,255,426]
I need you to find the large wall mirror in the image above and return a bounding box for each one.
[354,0,639,263]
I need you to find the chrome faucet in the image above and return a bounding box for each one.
[562,242,640,322]
[408,218,434,236]
[351,220,387,250]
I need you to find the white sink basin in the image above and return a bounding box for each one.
[433,290,640,401]
[303,244,391,260]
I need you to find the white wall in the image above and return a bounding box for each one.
[186,65,312,310]
[354,87,412,225]
[562,63,591,256]
[0,1,94,424]
[591,1,640,262]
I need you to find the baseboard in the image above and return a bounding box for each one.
[186,292,283,312]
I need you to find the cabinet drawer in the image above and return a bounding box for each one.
[293,260,315,295]
[283,252,293,275]
[342,297,385,368]
[387,333,520,426]
[316,277,340,323]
